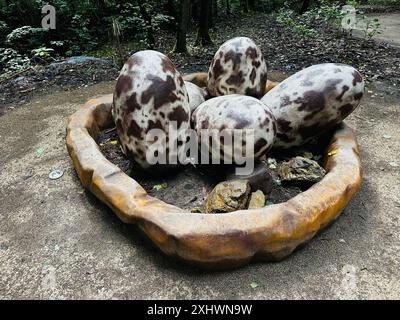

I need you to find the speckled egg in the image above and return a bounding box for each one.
[261,63,364,148]
[193,95,277,162]
[207,37,268,98]
[112,50,190,169]
[185,81,207,113]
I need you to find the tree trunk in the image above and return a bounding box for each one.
[138,1,155,49]
[172,0,190,53]
[300,0,311,14]
[248,0,256,11]
[195,0,213,46]
[192,0,200,22]
[209,0,214,28]
[241,0,249,13]
[226,0,230,16]
[165,0,177,19]
[214,0,218,18]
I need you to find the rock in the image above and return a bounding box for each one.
[50,56,110,67]
[279,156,326,185]
[205,180,251,213]
[226,161,273,194]
[248,191,265,209]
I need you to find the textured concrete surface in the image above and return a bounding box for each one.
[0,81,399,299]
[353,13,400,47]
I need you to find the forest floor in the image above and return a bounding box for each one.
[0,11,399,299]
[1,10,399,113]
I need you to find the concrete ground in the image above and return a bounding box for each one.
[353,13,400,47]
[0,79,399,300]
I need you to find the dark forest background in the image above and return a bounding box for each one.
[0,0,398,78]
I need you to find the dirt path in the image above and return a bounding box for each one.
[353,13,400,47]
[0,80,399,299]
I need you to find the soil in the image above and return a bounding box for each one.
[1,10,399,115]
[0,58,119,115]
[98,128,329,211]
[0,79,399,299]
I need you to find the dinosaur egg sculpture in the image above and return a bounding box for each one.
[193,95,277,162]
[112,50,190,169]
[185,81,207,113]
[261,63,364,148]
[207,37,268,98]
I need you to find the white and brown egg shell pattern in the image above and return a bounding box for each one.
[261,63,365,148]
[184,81,207,113]
[207,37,268,98]
[112,50,190,169]
[193,95,277,160]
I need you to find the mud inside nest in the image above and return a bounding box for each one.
[97,129,334,211]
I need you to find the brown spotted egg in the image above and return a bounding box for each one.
[261,63,365,148]
[185,81,207,113]
[112,50,190,169]
[207,37,268,98]
[193,95,277,162]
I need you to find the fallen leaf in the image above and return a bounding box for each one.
[106,240,113,244]
[250,282,258,289]
[328,149,338,156]
[273,179,281,186]
[191,207,201,213]
[108,140,118,145]
[35,147,45,155]
[303,151,313,159]
[153,183,168,191]
[265,200,274,206]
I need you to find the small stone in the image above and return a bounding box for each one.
[49,169,64,180]
[248,191,265,209]
[205,180,251,213]
[279,156,326,185]
[226,161,273,194]
[302,151,313,159]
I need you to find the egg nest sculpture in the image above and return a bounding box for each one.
[66,75,362,270]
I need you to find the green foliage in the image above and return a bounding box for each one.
[5,26,48,52]
[0,47,31,79]
[31,47,55,62]
[363,0,398,5]
[359,16,382,40]
[346,0,359,7]
[276,8,316,38]
[303,1,344,24]
[0,20,9,39]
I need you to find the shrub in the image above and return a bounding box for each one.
[31,47,55,62]
[6,26,48,52]
[0,47,31,77]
